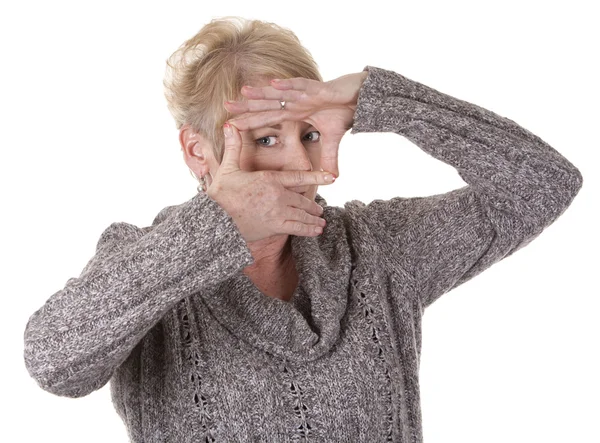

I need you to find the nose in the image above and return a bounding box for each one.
[284,138,313,193]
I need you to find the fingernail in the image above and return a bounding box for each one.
[223,122,232,138]
[324,174,335,183]
[271,79,281,83]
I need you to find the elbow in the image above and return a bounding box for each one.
[23,316,109,399]
[553,164,583,214]
[557,155,584,200]
[527,162,584,225]
[568,165,584,198]
[28,380,105,399]
[24,345,110,398]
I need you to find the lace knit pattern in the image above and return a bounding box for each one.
[352,264,395,442]
[177,298,217,442]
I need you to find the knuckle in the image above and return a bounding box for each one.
[270,206,282,219]
[293,171,304,185]
[272,219,284,233]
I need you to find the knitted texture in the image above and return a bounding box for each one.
[24,66,583,442]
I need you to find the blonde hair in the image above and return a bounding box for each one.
[163,17,322,172]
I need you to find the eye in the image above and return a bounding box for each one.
[303,131,321,143]
[256,136,278,147]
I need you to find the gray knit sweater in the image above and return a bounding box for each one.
[23,66,583,442]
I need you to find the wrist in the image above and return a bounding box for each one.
[349,71,369,112]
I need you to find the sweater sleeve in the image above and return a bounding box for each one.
[350,66,583,310]
[23,191,254,397]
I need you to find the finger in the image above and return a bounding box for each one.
[241,85,305,101]
[228,110,290,131]
[269,169,335,189]
[284,206,326,229]
[270,78,311,91]
[225,99,292,113]
[319,134,340,179]
[280,219,323,237]
[228,105,314,130]
[285,190,326,217]
[219,123,242,172]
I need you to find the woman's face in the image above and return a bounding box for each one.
[214,78,323,201]
[234,116,323,201]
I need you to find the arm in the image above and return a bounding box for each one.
[23,191,254,397]
[350,66,583,309]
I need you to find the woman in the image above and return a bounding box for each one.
[23,17,583,443]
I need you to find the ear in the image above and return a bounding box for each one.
[179,124,212,175]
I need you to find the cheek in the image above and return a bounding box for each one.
[239,144,279,172]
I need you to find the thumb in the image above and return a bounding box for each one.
[219,122,242,173]
[319,133,341,179]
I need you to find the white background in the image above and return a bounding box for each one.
[2,1,598,442]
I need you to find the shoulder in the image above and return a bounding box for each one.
[96,221,145,247]
[94,198,187,249]
[151,202,183,227]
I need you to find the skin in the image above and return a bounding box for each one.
[180,71,368,295]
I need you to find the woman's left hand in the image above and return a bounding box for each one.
[224,71,369,178]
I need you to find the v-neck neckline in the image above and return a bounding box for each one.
[195,194,353,362]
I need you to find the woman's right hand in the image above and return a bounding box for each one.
[206,123,335,243]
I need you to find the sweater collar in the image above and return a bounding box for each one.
[196,193,353,362]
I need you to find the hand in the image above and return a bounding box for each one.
[207,123,335,243]
[224,71,369,178]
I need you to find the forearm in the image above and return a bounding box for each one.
[23,191,253,397]
[351,66,583,224]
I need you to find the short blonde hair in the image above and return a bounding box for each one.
[163,17,322,168]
